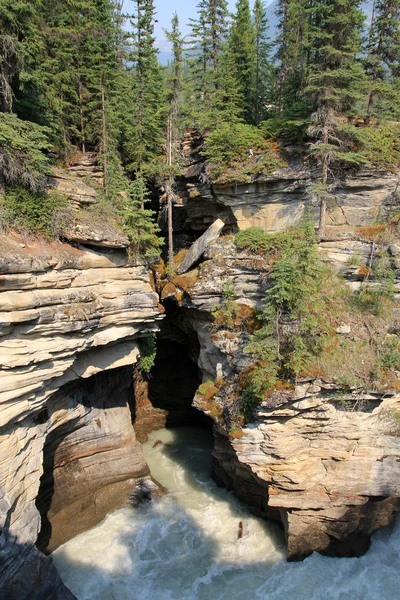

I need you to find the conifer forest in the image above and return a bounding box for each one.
[0,0,399,250]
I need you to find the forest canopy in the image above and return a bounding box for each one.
[0,0,399,246]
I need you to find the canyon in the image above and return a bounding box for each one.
[1,156,400,598]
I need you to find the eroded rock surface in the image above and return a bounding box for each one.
[0,234,163,597]
[166,236,400,560]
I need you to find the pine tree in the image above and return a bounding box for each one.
[253,0,273,125]
[229,0,256,123]
[164,13,184,268]
[125,0,166,173]
[186,0,230,116]
[118,177,163,258]
[0,1,44,115]
[306,0,366,239]
[275,0,311,112]
[364,0,400,123]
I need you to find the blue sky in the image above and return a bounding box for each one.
[124,1,272,52]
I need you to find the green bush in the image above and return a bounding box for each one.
[0,113,51,191]
[234,225,312,255]
[203,122,285,184]
[138,334,157,374]
[345,123,400,173]
[1,186,68,237]
[212,278,239,329]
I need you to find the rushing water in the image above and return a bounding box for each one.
[53,427,400,600]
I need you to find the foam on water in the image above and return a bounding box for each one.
[53,427,400,600]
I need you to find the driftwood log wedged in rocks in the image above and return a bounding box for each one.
[176,218,225,274]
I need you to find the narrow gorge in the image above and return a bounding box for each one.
[1,148,400,599]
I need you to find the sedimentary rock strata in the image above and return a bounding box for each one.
[0,233,163,597]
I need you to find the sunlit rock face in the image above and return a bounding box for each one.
[169,131,400,236]
[212,167,399,233]
[164,236,400,561]
[0,233,163,598]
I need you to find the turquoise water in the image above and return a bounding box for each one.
[53,427,400,600]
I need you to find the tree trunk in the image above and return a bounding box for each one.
[167,187,174,271]
[101,85,108,193]
[79,80,86,154]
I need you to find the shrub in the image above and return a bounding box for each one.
[0,113,51,191]
[138,334,157,374]
[348,123,400,173]
[1,186,69,237]
[212,278,240,330]
[197,380,218,401]
[203,122,285,185]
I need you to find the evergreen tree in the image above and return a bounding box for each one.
[306,0,366,239]
[118,177,163,258]
[0,0,44,115]
[364,0,400,123]
[275,0,311,112]
[186,0,230,115]
[229,0,256,123]
[125,0,166,173]
[253,0,273,125]
[164,13,184,268]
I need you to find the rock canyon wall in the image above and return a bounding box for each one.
[1,153,400,597]
[0,233,163,598]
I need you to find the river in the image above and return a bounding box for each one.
[53,427,400,600]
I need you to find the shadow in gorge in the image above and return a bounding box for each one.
[147,337,211,429]
[146,427,284,550]
[35,417,81,554]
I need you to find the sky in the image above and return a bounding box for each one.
[125,1,271,53]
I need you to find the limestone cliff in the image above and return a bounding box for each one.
[160,131,400,238]
[155,235,400,560]
[0,232,163,598]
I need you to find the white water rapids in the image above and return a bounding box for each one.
[53,427,400,600]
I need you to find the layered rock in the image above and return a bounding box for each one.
[168,132,400,236]
[162,235,400,560]
[214,392,400,560]
[0,232,163,597]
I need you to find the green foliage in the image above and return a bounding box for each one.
[352,250,396,315]
[0,113,50,191]
[138,334,157,374]
[124,0,167,173]
[212,278,240,330]
[229,0,256,123]
[348,124,400,173]
[118,177,163,259]
[197,380,216,396]
[234,221,316,255]
[242,219,324,404]
[261,102,311,142]
[1,186,68,237]
[381,337,400,370]
[203,122,285,184]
